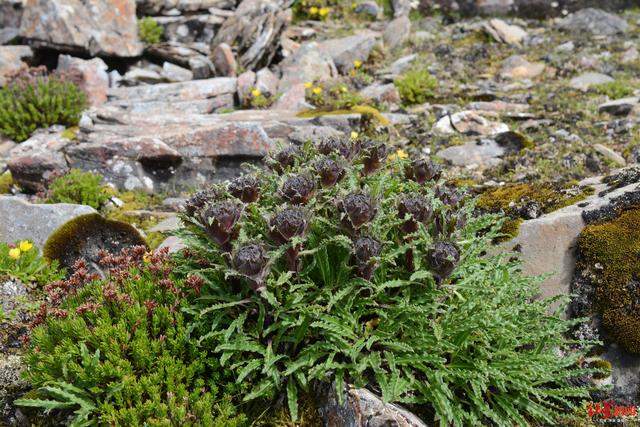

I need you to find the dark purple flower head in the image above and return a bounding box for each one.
[199,200,243,249]
[398,196,433,234]
[359,140,388,175]
[270,207,309,244]
[435,211,460,239]
[405,159,442,184]
[314,157,345,188]
[353,236,382,280]
[228,175,261,203]
[271,146,300,173]
[339,192,377,230]
[184,187,220,217]
[280,174,315,205]
[233,243,270,290]
[427,241,460,283]
[435,185,464,208]
[317,137,357,159]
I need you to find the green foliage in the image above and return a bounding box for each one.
[138,17,164,44]
[593,80,635,100]
[0,75,87,143]
[0,170,12,193]
[394,68,437,105]
[0,240,63,285]
[305,80,366,110]
[178,139,597,425]
[19,248,247,426]
[46,169,112,210]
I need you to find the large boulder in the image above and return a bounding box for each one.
[57,55,109,106]
[0,46,33,87]
[317,32,379,74]
[19,0,143,57]
[558,8,629,36]
[277,42,337,93]
[0,195,96,249]
[211,0,292,70]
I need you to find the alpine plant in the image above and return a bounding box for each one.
[177,137,598,425]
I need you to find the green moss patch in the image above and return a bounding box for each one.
[577,207,640,354]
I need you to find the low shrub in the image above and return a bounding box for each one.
[17,247,247,426]
[46,169,112,210]
[0,240,63,286]
[0,72,86,143]
[178,138,597,425]
[138,17,164,44]
[305,80,366,110]
[394,68,437,105]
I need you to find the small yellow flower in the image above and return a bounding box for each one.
[304,82,313,89]
[143,252,152,264]
[319,7,330,17]
[340,85,348,93]
[8,248,21,260]
[251,88,262,98]
[312,87,322,95]
[309,6,318,14]
[350,131,359,139]
[19,240,33,252]
[353,60,363,69]
[388,149,409,161]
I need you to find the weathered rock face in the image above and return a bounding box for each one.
[433,111,509,136]
[19,0,143,57]
[0,0,23,44]
[0,355,29,427]
[0,195,96,249]
[437,139,504,167]
[136,0,235,15]
[148,42,216,78]
[278,42,337,93]
[57,55,109,106]
[316,384,427,427]
[0,46,33,87]
[212,0,293,70]
[558,8,629,36]
[317,32,380,74]
[419,0,638,18]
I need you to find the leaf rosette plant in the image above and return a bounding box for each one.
[177,138,598,425]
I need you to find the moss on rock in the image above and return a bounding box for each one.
[577,207,640,354]
[44,214,147,272]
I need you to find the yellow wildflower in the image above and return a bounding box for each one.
[312,87,322,95]
[350,131,359,139]
[8,248,20,260]
[353,60,362,69]
[340,85,348,92]
[19,240,33,252]
[304,82,313,89]
[388,149,409,161]
[319,7,330,17]
[143,252,152,264]
[309,6,318,14]
[251,88,262,98]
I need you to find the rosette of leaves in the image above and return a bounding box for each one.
[177,139,598,425]
[17,248,246,426]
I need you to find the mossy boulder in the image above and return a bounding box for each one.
[43,214,147,272]
[575,207,640,354]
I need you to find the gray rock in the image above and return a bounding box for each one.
[316,384,427,427]
[212,42,237,77]
[109,77,237,106]
[287,125,344,145]
[137,0,235,14]
[255,68,278,97]
[0,0,23,44]
[391,0,412,17]
[594,143,626,166]
[384,54,417,77]
[601,344,640,403]
[0,355,28,426]
[433,111,509,136]
[123,66,167,85]
[569,72,614,91]
[359,83,401,105]
[148,42,216,78]
[57,55,109,106]
[0,46,33,87]
[156,235,187,254]
[162,61,194,82]
[437,139,504,167]
[317,32,379,74]
[383,16,411,49]
[0,195,96,249]
[598,97,639,115]
[149,215,181,233]
[7,127,72,191]
[558,8,628,36]
[237,70,256,105]
[0,280,27,314]
[155,13,224,45]
[483,18,527,46]
[499,55,545,80]
[278,42,337,93]
[354,1,381,19]
[19,0,143,57]
[212,0,292,70]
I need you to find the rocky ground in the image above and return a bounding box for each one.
[2,0,640,425]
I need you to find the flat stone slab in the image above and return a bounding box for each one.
[0,196,96,249]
